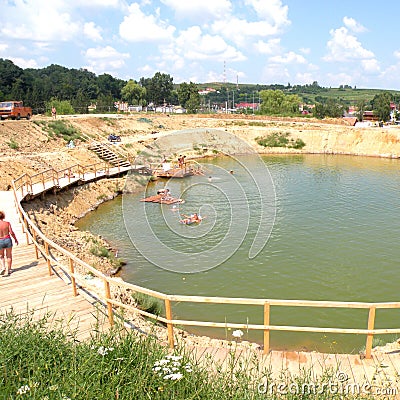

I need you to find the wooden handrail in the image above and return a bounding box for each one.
[11,169,400,358]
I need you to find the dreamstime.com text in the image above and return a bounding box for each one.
[257,377,398,397]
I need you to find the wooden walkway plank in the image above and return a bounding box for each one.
[0,191,111,341]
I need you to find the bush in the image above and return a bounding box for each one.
[43,120,85,142]
[256,132,306,149]
[132,292,163,316]
[90,244,111,258]
[7,138,19,150]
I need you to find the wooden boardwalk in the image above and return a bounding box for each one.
[0,190,111,341]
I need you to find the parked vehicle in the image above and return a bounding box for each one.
[108,134,121,142]
[0,101,32,120]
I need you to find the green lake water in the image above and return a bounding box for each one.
[76,154,400,353]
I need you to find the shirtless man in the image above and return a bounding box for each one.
[0,211,18,276]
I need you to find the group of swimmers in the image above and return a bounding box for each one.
[156,187,202,225]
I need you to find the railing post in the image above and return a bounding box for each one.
[32,230,39,259]
[69,258,78,297]
[42,174,45,190]
[263,302,270,355]
[44,242,53,275]
[365,306,376,359]
[20,213,26,234]
[104,278,114,326]
[165,298,175,349]
[23,217,29,244]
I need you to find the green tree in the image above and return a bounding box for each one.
[314,99,346,119]
[96,93,115,113]
[178,82,200,112]
[46,98,74,116]
[356,99,368,121]
[259,89,301,115]
[372,92,392,121]
[71,89,90,114]
[121,80,146,105]
[141,72,173,105]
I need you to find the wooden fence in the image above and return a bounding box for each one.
[11,167,400,359]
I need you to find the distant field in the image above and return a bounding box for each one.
[195,82,400,106]
[300,88,400,104]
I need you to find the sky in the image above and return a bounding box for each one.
[2,0,400,90]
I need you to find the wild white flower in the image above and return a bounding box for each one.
[16,385,30,395]
[164,372,183,380]
[97,346,114,356]
[184,364,193,372]
[153,355,192,380]
[232,329,244,338]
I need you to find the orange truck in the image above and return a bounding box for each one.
[0,101,32,120]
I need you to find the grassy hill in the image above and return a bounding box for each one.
[195,82,400,106]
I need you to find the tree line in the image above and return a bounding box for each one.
[0,58,397,121]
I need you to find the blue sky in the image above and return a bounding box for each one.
[1,0,400,89]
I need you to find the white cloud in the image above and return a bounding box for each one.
[0,43,9,53]
[212,18,281,47]
[83,45,130,73]
[9,57,38,69]
[254,39,281,55]
[361,58,380,73]
[295,73,317,86]
[0,1,80,42]
[394,50,400,59]
[325,72,353,87]
[299,47,310,55]
[138,64,153,74]
[161,0,232,22]
[174,26,245,61]
[261,63,290,83]
[269,51,306,64]
[155,25,245,78]
[343,17,366,33]
[324,27,374,62]
[245,0,290,27]
[119,3,175,43]
[211,0,289,47]
[84,22,103,42]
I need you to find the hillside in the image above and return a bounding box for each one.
[2,113,400,191]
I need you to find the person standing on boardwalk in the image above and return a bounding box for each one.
[51,106,57,119]
[0,211,18,276]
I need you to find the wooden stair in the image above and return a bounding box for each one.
[88,142,131,168]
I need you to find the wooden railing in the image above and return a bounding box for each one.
[12,161,129,198]
[11,169,400,359]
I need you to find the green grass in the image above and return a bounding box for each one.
[132,292,163,316]
[7,138,19,150]
[0,311,379,399]
[137,117,152,123]
[256,132,306,149]
[100,117,117,126]
[90,243,111,258]
[40,120,86,142]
